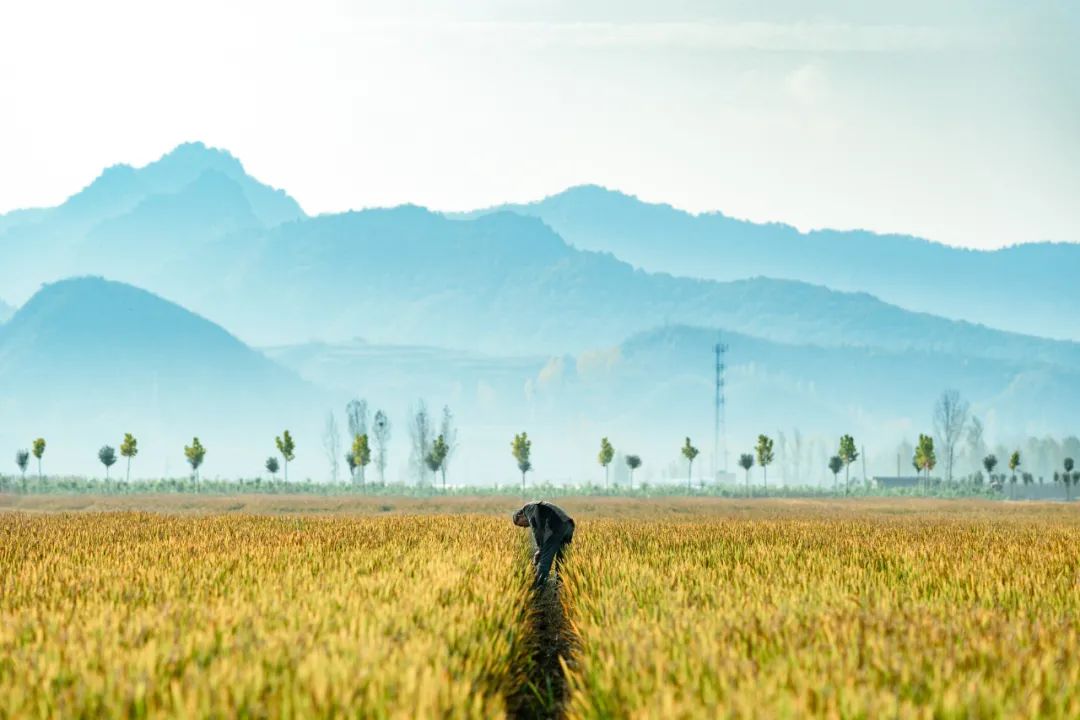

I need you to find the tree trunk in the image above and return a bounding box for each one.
[521,471,526,493]
[442,467,447,493]
[844,465,850,496]
[687,460,692,491]
[746,470,750,498]
[126,456,131,483]
[763,466,767,492]
[605,465,609,491]
[37,458,42,481]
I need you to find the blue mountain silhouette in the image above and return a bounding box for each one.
[463,185,1080,341]
[2,143,1079,481]
[0,277,317,476]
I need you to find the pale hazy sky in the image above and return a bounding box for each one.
[1,1,1077,248]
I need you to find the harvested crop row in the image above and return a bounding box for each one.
[0,513,533,718]
[560,511,1080,718]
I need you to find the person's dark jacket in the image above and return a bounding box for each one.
[513,501,574,586]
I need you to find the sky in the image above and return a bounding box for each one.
[1,1,1077,249]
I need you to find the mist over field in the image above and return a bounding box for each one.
[2,142,1078,487]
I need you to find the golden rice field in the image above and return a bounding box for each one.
[2,498,1080,719]
[561,505,1080,718]
[0,513,533,718]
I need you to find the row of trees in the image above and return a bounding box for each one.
[729,431,939,495]
[14,436,140,484]
[736,434,780,495]
[613,433,861,496]
[12,428,1080,500]
[324,400,458,488]
[10,391,1075,497]
[592,436,650,491]
[924,389,1075,488]
[531,390,998,492]
[323,400,395,485]
[980,452,1079,498]
[12,400,452,487]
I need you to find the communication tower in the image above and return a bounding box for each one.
[713,336,729,479]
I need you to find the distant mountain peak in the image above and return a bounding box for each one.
[50,141,305,233]
[148,140,246,179]
[96,163,138,181]
[165,140,225,156]
[72,142,242,201]
[556,183,626,197]
[1,276,279,370]
[542,184,695,215]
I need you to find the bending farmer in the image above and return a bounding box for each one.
[512,501,575,586]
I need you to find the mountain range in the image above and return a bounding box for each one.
[464,185,1080,342]
[0,142,1077,482]
[0,142,302,302]
[3,159,1077,369]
